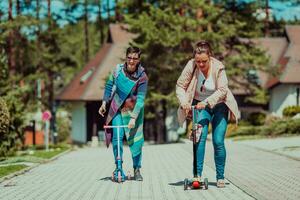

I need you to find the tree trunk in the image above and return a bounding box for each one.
[16,0,21,15]
[8,0,15,78]
[84,0,89,63]
[47,0,51,26]
[16,0,24,75]
[106,0,110,22]
[155,100,167,143]
[115,0,121,21]
[265,0,270,36]
[97,0,104,44]
[46,0,56,144]
[196,8,203,33]
[36,0,40,51]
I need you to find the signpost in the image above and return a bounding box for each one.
[42,110,52,151]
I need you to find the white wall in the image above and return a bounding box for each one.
[71,102,87,143]
[269,84,300,116]
[165,108,186,142]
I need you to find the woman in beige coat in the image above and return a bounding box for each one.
[176,41,239,188]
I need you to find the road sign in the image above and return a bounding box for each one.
[42,111,52,122]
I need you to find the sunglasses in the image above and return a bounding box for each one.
[127,56,139,61]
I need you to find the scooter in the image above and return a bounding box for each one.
[103,125,131,183]
[184,106,209,190]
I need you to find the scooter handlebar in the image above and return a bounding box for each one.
[180,105,202,110]
[103,125,128,129]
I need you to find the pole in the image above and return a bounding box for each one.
[32,120,36,146]
[45,121,49,151]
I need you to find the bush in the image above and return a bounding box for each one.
[229,118,300,138]
[0,98,10,136]
[283,106,300,117]
[227,126,257,138]
[0,91,26,157]
[264,115,280,125]
[286,118,300,134]
[56,114,71,143]
[247,112,266,125]
[269,120,288,136]
[0,98,11,157]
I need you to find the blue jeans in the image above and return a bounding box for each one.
[112,111,142,169]
[193,100,228,180]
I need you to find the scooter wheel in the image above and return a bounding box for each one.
[127,172,131,180]
[203,178,208,190]
[118,171,122,183]
[192,181,200,189]
[184,178,189,190]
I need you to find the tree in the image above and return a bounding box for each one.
[96,0,105,44]
[7,0,16,78]
[122,0,270,142]
[0,0,109,150]
[84,0,90,63]
[0,97,11,157]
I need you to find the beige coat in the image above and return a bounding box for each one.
[176,57,240,126]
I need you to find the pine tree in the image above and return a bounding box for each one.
[122,0,270,141]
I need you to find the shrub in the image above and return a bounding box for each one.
[0,98,10,136]
[257,125,273,136]
[264,114,280,125]
[247,112,266,125]
[271,120,288,136]
[283,106,300,117]
[286,119,300,135]
[56,114,71,143]
[0,98,11,157]
[0,91,26,157]
[227,126,257,138]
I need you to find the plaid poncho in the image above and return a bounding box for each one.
[103,64,148,156]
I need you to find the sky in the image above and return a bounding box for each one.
[238,0,300,21]
[0,0,299,24]
[0,0,116,27]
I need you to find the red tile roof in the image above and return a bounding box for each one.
[286,25,300,44]
[256,25,300,89]
[56,44,112,101]
[56,24,136,101]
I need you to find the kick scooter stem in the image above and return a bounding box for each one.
[103,125,128,159]
[103,124,130,182]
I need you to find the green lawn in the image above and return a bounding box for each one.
[32,147,69,159]
[0,164,28,178]
[0,146,70,179]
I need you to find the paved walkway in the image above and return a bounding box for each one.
[236,136,300,160]
[0,137,300,200]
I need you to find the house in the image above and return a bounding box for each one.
[56,24,135,144]
[254,25,300,116]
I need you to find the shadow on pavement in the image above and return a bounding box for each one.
[99,177,112,181]
[169,180,229,187]
[98,176,135,182]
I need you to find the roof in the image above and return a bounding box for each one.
[255,25,300,89]
[56,24,136,101]
[286,25,300,44]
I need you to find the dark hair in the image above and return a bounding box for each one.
[126,46,142,57]
[193,40,212,57]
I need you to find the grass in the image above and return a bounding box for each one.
[229,135,267,141]
[31,147,69,159]
[228,133,300,141]
[0,145,70,179]
[0,164,28,178]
